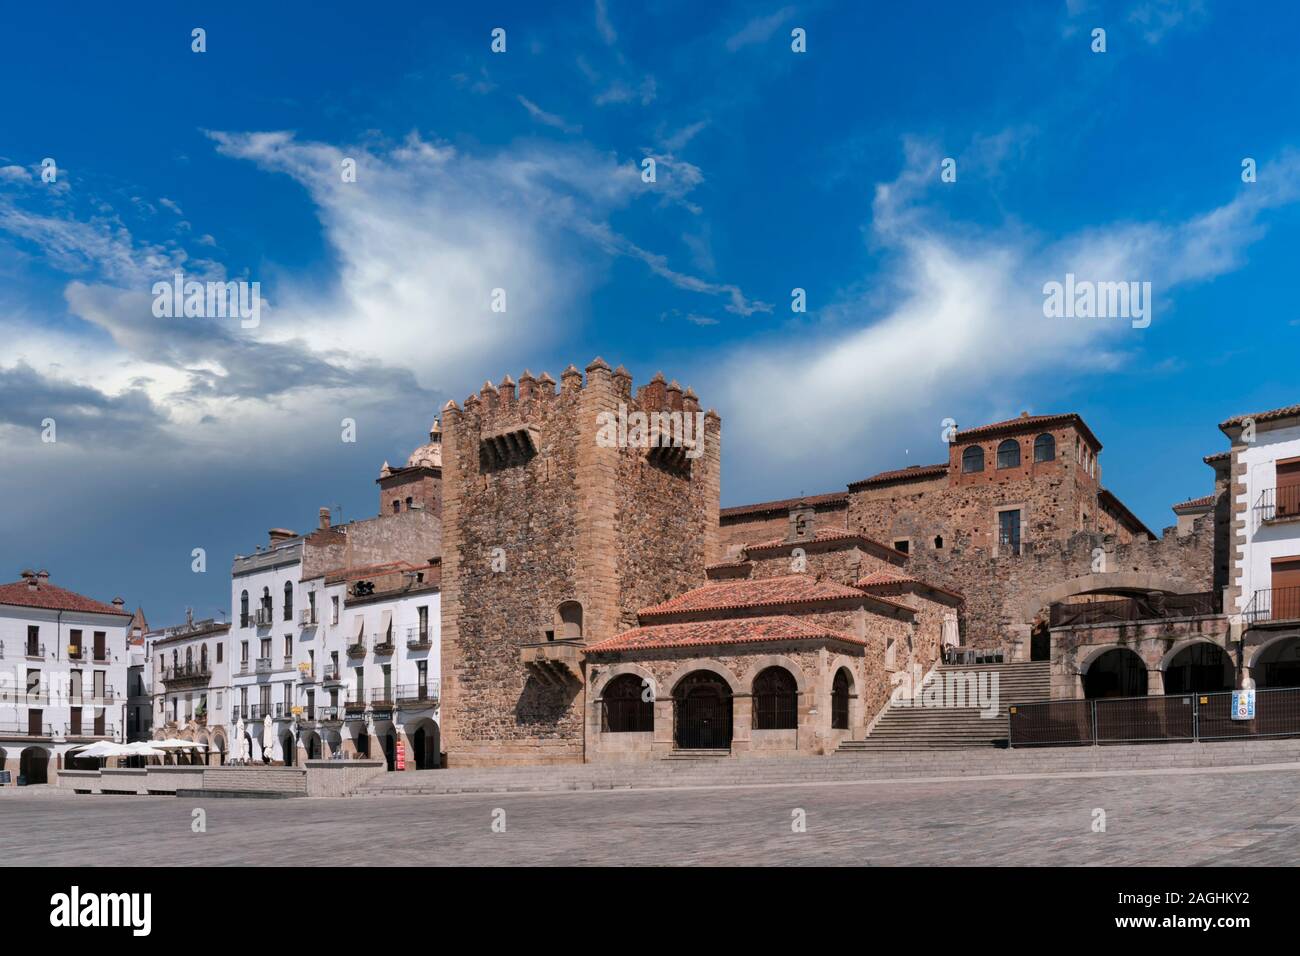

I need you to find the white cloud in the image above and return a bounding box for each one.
[725,6,797,52]
[706,143,1300,493]
[516,95,582,134]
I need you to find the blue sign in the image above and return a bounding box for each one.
[1231,689,1256,721]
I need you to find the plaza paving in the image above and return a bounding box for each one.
[4,763,1300,866]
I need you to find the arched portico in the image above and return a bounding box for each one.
[1081,646,1148,699]
[672,669,735,750]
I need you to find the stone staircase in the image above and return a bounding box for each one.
[836,661,1052,753]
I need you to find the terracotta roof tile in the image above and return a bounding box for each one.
[638,574,889,620]
[1172,494,1215,512]
[1220,404,1300,430]
[742,530,907,561]
[847,463,948,490]
[587,615,868,653]
[955,413,1101,451]
[0,580,132,617]
[720,491,848,520]
[854,570,965,603]
[1203,451,1231,464]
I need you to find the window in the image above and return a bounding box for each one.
[260,638,271,658]
[215,692,222,710]
[831,669,852,730]
[26,625,39,656]
[283,582,293,621]
[331,596,340,625]
[752,666,798,730]
[392,500,400,514]
[261,586,272,615]
[216,643,223,663]
[185,647,193,667]
[961,445,985,474]
[200,644,208,670]
[405,496,413,509]
[240,590,249,627]
[892,539,910,555]
[998,509,1022,554]
[557,601,583,640]
[308,591,316,621]
[69,629,82,658]
[933,535,944,549]
[240,640,249,663]
[1033,433,1056,462]
[284,635,292,658]
[283,683,292,708]
[996,439,1021,470]
[601,674,654,732]
[418,605,429,640]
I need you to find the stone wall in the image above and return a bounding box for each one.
[440,361,721,766]
[301,509,441,579]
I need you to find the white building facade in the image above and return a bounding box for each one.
[0,570,132,784]
[149,616,232,760]
[1224,404,1300,688]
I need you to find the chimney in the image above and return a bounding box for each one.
[36,569,49,584]
[319,507,331,530]
[186,606,194,627]
[22,569,37,591]
[112,597,125,609]
[268,528,296,545]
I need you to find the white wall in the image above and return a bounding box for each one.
[1235,422,1300,612]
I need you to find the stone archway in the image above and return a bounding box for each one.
[1081,647,1148,699]
[672,670,734,750]
[1017,572,1200,624]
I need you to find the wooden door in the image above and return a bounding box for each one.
[1272,557,1300,620]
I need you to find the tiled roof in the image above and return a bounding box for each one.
[586,615,868,653]
[1172,494,1215,513]
[1220,404,1300,430]
[743,529,907,559]
[1203,451,1231,464]
[0,580,131,617]
[847,463,948,490]
[638,574,896,620]
[1097,488,1156,539]
[323,560,429,585]
[954,413,1101,450]
[854,570,965,603]
[720,491,848,520]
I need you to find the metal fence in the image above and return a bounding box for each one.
[1010,686,1300,746]
[1049,591,1217,627]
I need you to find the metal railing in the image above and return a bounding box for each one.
[1050,591,1217,627]
[395,681,441,705]
[344,691,367,712]
[1245,587,1300,624]
[255,607,273,627]
[1255,486,1300,524]
[346,638,367,657]
[25,642,45,659]
[234,705,263,721]
[1010,687,1300,746]
[322,665,342,682]
[406,627,431,648]
[161,663,211,683]
[255,657,272,674]
[367,687,394,706]
[299,608,317,626]
[318,706,341,721]
[0,722,55,737]
[372,632,395,654]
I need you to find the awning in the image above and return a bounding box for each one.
[379,610,393,642]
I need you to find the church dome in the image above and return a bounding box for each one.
[406,419,442,469]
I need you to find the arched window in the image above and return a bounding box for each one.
[601,674,654,732]
[185,647,193,667]
[240,590,249,626]
[283,581,294,621]
[996,439,1021,469]
[261,587,271,618]
[391,500,400,514]
[1033,433,1056,462]
[200,644,208,670]
[752,666,798,730]
[557,601,583,641]
[961,445,984,473]
[831,668,852,730]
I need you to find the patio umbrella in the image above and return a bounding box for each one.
[261,714,274,762]
[235,719,246,762]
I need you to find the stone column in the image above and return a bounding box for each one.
[1147,668,1164,696]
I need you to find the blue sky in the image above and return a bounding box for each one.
[1,0,1297,625]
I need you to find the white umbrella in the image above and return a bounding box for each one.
[71,740,128,758]
[153,738,207,750]
[124,742,166,757]
[261,714,274,762]
[235,719,246,762]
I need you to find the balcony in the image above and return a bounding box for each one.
[297,662,317,683]
[255,657,273,675]
[520,639,583,686]
[92,648,109,663]
[368,687,395,708]
[318,706,341,723]
[406,627,432,651]
[372,633,395,656]
[322,665,342,684]
[0,722,55,738]
[67,723,115,739]
[396,681,440,708]
[346,639,367,659]
[344,692,367,715]
[255,607,273,627]
[25,642,45,661]
[274,703,293,720]
[234,705,264,722]
[299,608,318,626]
[68,644,83,660]
[1255,486,1300,527]
[161,664,211,688]
[1246,587,1300,625]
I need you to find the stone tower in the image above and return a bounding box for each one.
[439,358,721,765]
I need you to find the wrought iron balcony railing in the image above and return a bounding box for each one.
[1255,486,1300,525]
[396,681,440,706]
[406,627,432,649]
[1246,587,1300,624]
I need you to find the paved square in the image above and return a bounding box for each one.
[4,765,1299,866]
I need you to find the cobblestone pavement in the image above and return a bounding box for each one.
[4,765,1299,866]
